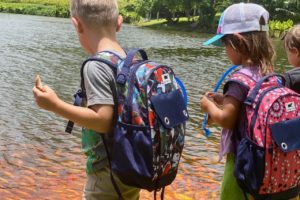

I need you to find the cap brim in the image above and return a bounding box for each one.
[203,34,224,46]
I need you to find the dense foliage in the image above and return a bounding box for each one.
[0,0,299,35]
[0,0,69,17]
[269,19,294,38]
[119,0,300,33]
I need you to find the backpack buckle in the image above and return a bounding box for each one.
[244,97,253,106]
[117,73,127,85]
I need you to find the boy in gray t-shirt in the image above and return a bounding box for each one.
[33,0,140,199]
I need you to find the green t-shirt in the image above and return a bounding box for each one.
[81,128,108,174]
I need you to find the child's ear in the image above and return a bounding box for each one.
[290,47,300,56]
[71,17,84,34]
[116,15,123,32]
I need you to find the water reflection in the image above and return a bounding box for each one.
[0,13,290,199]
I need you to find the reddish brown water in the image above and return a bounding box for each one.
[0,132,222,199]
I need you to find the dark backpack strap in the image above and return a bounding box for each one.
[243,191,249,200]
[116,48,148,85]
[245,73,285,105]
[65,53,124,198]
[101,64,123,200]
[154,187,165,200]
[160,187,165,200]
[65,89,84,133]
[101,134,124,200]
[83,57,123,199]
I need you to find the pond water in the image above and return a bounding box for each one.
[0,13,291,200]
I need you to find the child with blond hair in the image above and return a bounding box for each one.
[283,25,300,93]
[33,0,140,199]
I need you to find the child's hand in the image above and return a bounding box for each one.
[199,95,214,113]
[33,77,60,112]
[206,92,224,106]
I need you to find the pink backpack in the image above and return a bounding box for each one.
[228,72,300,199]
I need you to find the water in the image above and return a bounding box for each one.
[0,13,291,200]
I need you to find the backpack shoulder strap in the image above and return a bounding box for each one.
[223,71,257,94]
[70,52,124,199]
[80,55,120,94]
[65,52,121,134]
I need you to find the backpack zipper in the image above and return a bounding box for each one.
[124,60,152,123]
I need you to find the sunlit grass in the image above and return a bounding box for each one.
[136,16,204,33]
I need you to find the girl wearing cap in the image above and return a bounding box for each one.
[200,3,276,200]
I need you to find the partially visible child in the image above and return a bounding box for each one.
[200,3,275,200]
[32,0,140,199]
[283,25,300,93]
[282,24,300,200]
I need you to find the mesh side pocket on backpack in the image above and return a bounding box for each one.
[234,137,265,195]
[110,121,155,189]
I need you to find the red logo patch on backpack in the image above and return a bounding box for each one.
[229,72,300,199]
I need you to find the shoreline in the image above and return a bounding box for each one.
[135,17,216,34]
[0,9,289,41]
[0,3,209,34]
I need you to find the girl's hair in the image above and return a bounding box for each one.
[221,17,275,75]
[70,0,119,29]
[283,24,300,51]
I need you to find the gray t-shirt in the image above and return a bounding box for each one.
[81,53,119,172]
[83,59,115,107]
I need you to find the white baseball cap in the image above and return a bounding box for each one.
[203,3,269,46]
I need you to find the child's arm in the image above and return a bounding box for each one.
[33,85,113,133]
[200,94,241,129]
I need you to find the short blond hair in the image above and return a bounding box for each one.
[70,0,119,28]
[284,24,300,51]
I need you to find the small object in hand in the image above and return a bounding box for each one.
[35,74,45,91]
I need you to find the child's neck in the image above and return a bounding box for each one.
[87,31,125,57]
[95,37,125,56]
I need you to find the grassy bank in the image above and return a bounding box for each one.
[137,17,294,39]
[0,0,69,17]
[137,17,213,33]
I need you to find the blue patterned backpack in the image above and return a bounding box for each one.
[67,49,188,199]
